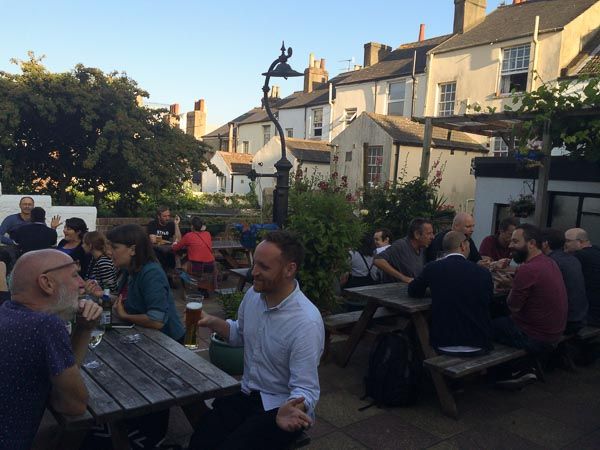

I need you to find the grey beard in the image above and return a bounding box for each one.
[50,285,79,320]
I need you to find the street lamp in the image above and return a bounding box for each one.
[248,42,303,227]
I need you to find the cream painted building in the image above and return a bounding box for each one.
[332,112,488,211]
[201,151,253,194]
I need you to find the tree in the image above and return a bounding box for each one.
[0,53,217,215]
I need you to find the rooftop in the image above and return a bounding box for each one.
[284,137,332,164]
[433,0,599,54]
[217,151,253,174]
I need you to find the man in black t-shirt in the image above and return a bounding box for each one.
[147,206,181,271]
[12,207,57,255]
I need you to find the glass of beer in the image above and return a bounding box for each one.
[184,295,203,350]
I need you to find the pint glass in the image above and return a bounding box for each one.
[184,295,203,350]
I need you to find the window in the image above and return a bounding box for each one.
[492,137,509,157]
[286,128,294,138]
[387,81,405,116]
[242,141,249,154]
[345,151,352,162]
[364,146,384,186]
[312,109,323,138]
[262,125,271,145]
[550,193,600,243]
[438,82,456,117]
[344,108,357,127]
[500,44,530,94]
[218,176,226,192]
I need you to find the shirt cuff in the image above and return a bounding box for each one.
[146,308,166,324]
[226,319,242,346]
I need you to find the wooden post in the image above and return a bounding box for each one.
[534,119,552,227]
[420,117,433,179]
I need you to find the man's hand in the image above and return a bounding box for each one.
[197,310,215,329]
[494,272,513,291]
[50,215,63,229]
[174,215,181,225]
[149,234,158,245]
[84,280,103,298]
[276,397,312,432]
[74,299,102,330]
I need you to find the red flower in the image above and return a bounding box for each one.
[331,171,338,179]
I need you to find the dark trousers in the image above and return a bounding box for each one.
[492,316,554,355]
[188,392,301,450]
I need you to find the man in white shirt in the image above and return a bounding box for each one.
[190,230,324,450]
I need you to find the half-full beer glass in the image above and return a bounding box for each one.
[184,295,203,350]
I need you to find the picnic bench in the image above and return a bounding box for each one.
[50,326,240,450]
[213,240,252,269]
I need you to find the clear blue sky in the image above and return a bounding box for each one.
[2,0,504,127]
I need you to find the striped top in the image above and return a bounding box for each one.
[87,256,118,294]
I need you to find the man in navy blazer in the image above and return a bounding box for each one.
[408,231,494,355]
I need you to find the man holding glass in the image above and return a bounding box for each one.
[0,249,102,450]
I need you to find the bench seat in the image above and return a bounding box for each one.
[324,307,398,331]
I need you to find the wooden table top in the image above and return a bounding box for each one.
[212,240,246,250]
[57,326,240,428]
[344,283,432,313]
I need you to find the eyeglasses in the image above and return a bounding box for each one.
[42,261,78,275]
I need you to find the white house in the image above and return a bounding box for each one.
[201,151,253,194]
[252,137,331,205]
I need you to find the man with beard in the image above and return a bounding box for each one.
[0,249,102,450]
[493,224,567,354]
[190,231,324,450]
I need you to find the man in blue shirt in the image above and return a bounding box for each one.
[0,196,35,244]
[0,249,102,449]
[190,230,324,450]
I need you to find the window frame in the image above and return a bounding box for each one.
[242,141,249,154]
[262,124,271,146]
[438,82,457,117]
[312,108,323,138]
[285,128,294,138]
[343,108,358,127]
[363,145,384,186]
[387,81,406,116]
[499,44,531,94]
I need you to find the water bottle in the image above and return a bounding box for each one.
[101,288,112,329]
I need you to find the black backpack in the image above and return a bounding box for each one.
[360,332,421,409]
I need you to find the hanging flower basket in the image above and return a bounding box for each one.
[509,194,536,218]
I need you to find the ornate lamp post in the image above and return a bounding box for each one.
[248,42,303,227]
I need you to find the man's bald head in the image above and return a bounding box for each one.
[443,230,470,258]
[564,228,591,253]
[452,212,475,238]
[11,249,75,298]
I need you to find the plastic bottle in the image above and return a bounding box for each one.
[101,289,112,329]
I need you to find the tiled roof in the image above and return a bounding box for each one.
[365,113,487,153]
[285,138,331,163]
[335,35,452,86]
[433,0,599,54]
[562,29,600,77]
[218,151,253,173]
[278,73,356,110]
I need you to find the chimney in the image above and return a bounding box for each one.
[169,103,180,115]
[186,98,207,140]
[363,42,392,67]
[453,0,487,34]
[270,85,280,99]
[227,123,234,152]
[303,53,329,93]
[418,24,426,42]
[513,0,525,3]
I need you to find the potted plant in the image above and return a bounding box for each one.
[209,290,245,376]
[509,194,536,218]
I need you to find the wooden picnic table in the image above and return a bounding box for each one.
[50,326,240,450]
[212,240,252,269]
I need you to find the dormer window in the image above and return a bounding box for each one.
[499,44,530,94]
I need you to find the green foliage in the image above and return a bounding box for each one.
[0,52,218,215]
[507,75,600,162]
[509,194,536,218]
[287,169,364,313]
[218,290,245,320]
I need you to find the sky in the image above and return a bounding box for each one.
[1,0,505,128]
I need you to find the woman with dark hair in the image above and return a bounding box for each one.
[82,231,119,295]
[172,217,216,294]
[106,224,184,341]
[57,217,90,275]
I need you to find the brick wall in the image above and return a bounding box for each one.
[95,217,151,234]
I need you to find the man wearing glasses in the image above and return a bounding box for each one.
[565,228,600,327]
[0,249,102,450]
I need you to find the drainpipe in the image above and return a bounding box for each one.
[411,50,417,119]
[304,107,307,139]
[529,16,540,92]
[373,81,378,113]
[328,81,334,142]
[393,141,401,184]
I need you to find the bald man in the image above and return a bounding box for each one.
[565,228,600,326]
[426,212,482,264]
[0,249,102,450]
[409,231,494,355]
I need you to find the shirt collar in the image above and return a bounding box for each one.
[261,280,300,311]
[444,252,466,259]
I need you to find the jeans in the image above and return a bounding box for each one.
[492,316,554,354]
[188,391,302,450]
